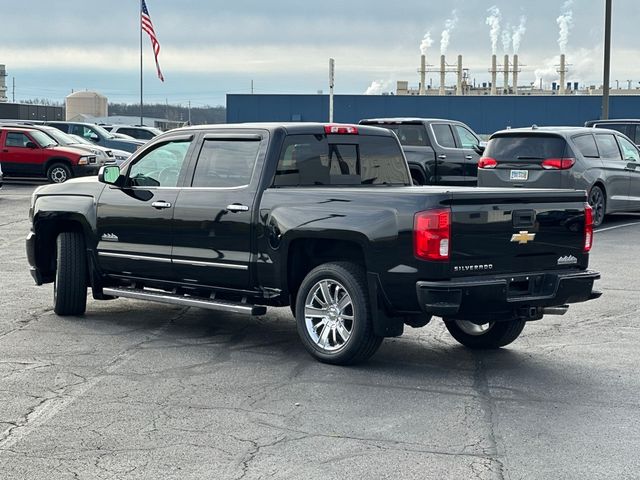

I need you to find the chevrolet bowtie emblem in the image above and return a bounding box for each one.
[511,231,536,244]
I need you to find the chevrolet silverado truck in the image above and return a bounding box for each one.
[26,123,601,364]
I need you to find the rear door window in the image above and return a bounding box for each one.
[596,123,629,136]
[485,135,568,162]
[191,139,260,188]
[273,134,410,187]
[432,124,457,148]
[594,134,622,160]
[572,134,599,158]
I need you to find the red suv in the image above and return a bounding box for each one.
[0,127,98,183]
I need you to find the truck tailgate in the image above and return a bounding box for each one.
[447,189,589,277]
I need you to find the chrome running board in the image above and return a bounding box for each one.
[103,287,267,316]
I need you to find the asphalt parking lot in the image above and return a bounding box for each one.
[1,181,639,480]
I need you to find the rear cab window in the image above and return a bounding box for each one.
[273,134,410,187]
[484,134,571,162]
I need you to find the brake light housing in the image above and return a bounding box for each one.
[584,203,593,252]
[324,125,358,135]
[478,157,498,169]
[541,157,576,170]
[414,208,451,261]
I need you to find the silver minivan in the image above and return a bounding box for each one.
[477,126,640,227]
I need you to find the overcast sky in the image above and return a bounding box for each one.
[1,0,638,106]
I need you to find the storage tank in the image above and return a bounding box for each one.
[65,91,108,120]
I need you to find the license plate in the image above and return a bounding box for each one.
[510,169,528,181]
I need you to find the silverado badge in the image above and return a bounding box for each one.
[101,233,119,242]
[511,231,535,244]
[557,255,578,265]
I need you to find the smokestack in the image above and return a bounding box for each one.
[419,54,426,95]
[456,55,463,96]
[504,54,509,94]
[439,55,446,95]
[0,65,7,103]
[559,54,566,95]
[491,55,497,95]
[513,55,519,95]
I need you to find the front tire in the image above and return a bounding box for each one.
[295,262,382,365]
[444,319,525,349]
[54,231,87,316]
[47,163,72,184]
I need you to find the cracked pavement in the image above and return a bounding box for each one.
[1,182,639,479]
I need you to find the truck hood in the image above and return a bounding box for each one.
[45,145,91,157]
[33,175,106,198]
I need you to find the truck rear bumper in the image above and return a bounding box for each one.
[416,269,601,320]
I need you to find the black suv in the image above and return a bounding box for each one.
[359,118,482,186]
[585,119,640,147]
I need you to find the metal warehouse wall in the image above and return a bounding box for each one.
[226,94,640,135]
[0,103,64,122]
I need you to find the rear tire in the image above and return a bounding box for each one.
[444,319,525,349]
[54,231,87,316]
[589,185,606,228]
[295,262,382,365]
[47,163,72,184]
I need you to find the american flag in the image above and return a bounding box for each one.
[141,0,164,82]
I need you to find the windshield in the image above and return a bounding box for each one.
[30,130,58,147]
[69,134,93,145]
[42,127,75,146]
[91,124,115,138]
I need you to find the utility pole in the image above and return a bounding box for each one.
[251,80,254,94]
[602,0,612,119]
[329,58,335,123]
[188,100,192,125]
[12,77,15,103]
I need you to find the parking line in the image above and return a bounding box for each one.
[596,221,640,233]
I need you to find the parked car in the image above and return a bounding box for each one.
[585,119,640,147]
[359,117,482,186]
[106,125,162,141]
[0,162,3,189]
[68,134,131,166]
[45,122,145,153]
[0,126,98,183]
[0,123,117,167]
[477,126,640,227]
[26,122,600,364]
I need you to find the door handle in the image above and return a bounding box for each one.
[151,201,172,209]
[438,154,447,160]
[226,204,249,212]
[2,149,8,153]
[465,155,473,160]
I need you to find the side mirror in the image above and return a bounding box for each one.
[88,133,100,142]
[473,141,487,155]
[26,141,38,149]
[98,165,121,185]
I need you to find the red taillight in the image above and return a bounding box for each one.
[414,208,451,261]
[541,157,576,170]
[478,157,498,169]
[324,125,358,135]
[584,203,593,252]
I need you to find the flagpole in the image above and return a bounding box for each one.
[140,0,143,126]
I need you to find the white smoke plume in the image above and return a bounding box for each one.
[502,23,512,54]
[420,31,433,56]
[485,6,501,55]
[365,79,393,95]
[440,10,459,55]
[512,16,527,54]
[556,0,574,53]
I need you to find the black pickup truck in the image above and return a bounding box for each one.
[359,117,483,186]
[26,123,601,364]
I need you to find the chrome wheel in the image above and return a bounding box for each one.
[304,279,353,352]
[454,320,495,336]
[588,186,605,227]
